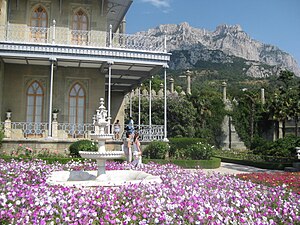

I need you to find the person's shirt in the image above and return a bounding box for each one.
[114,122,120,130]
[123,137,131,149]
[133,139,140,152]
[128,119,134,128]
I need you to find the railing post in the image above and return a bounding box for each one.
[4,117,12,139]
[52,118,58,138]
[109,24,112,48]
[52,19,56,44]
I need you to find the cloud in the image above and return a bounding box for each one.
[141,0,171,12]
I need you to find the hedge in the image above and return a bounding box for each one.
[143,157,221,169]
[215,156,292,170]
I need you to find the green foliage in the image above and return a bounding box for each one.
[143,141,169,159]
[231,89,265,148]
[214,149,294,164]
[186,142,214,160]
[168,137,204,158]
[142,157,221,169]
[69,140,97,158]
[216,156,292,170]
[264,135,300,158]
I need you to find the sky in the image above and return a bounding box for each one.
[126,0,300,66]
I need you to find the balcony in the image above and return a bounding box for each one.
[0,22,166,53]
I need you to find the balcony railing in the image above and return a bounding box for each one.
[0,22,166,52]
[1,121,165,142]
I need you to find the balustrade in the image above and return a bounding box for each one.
[0,23,165,52]
[1,121,164,141]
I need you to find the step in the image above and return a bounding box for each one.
[284,167,300,172]
[292,162,300,169]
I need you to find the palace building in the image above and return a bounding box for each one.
[0,0,170,152]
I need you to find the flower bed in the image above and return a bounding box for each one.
[237,172,300,195]
[0,159,299,224]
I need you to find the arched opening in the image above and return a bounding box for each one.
[68,83,86,137]
[26,81,44,137]
[30,5,48,42]
[72,9,89,45]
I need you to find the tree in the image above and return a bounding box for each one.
[267,70,299,138]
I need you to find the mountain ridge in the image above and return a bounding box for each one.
[135,22,300,77]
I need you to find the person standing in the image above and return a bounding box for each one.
[132,132,142,167]
[126,117,134,134]
[113,119,121,140]
[123,132,132,163]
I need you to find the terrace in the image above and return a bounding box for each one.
[0,21,166,53]
[0,22,169,143]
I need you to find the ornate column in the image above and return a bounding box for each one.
[48,57,56,138]
[222,81,227,103]
[149,76,153,126]
[169,77,174,93]
[138,84,141,129]
[129,90,133,117]
[163,64,169,141]
[186,70,191,95]
[261,88,265,104]
[107,61,113,134]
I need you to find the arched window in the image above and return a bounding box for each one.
[30,5,48,42]
[26,81,44,123]
[69,83,85,125]
[72,9,88,45]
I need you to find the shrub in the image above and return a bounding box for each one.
[267,135,300,158]
[168,138,205,159]
[185,141,214,160]
[144,141,169,159]
[251,135,300,158]
[69,140,97,158]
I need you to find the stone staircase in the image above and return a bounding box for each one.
[221,115,247,150]
[284,162,300,172]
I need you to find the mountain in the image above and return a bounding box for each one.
[135,22,300,77]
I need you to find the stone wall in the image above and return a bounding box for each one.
[2,63,125,125]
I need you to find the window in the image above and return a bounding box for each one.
[72,9,88,45]
[26,81,44,123]
[26,81,44,137]
[69,83,86,137]
[69,83,86,134]
[30,6,48,42]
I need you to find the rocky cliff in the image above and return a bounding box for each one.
[135,22,300,77]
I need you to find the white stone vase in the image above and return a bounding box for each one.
[52,112,58,122]
[6,111,11,120]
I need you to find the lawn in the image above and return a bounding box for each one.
[0,159,299,224]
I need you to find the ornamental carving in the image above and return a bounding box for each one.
[65,78,89,93]
[70,4,91,16]
[29,1,51,12]
[24,76,47,89]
